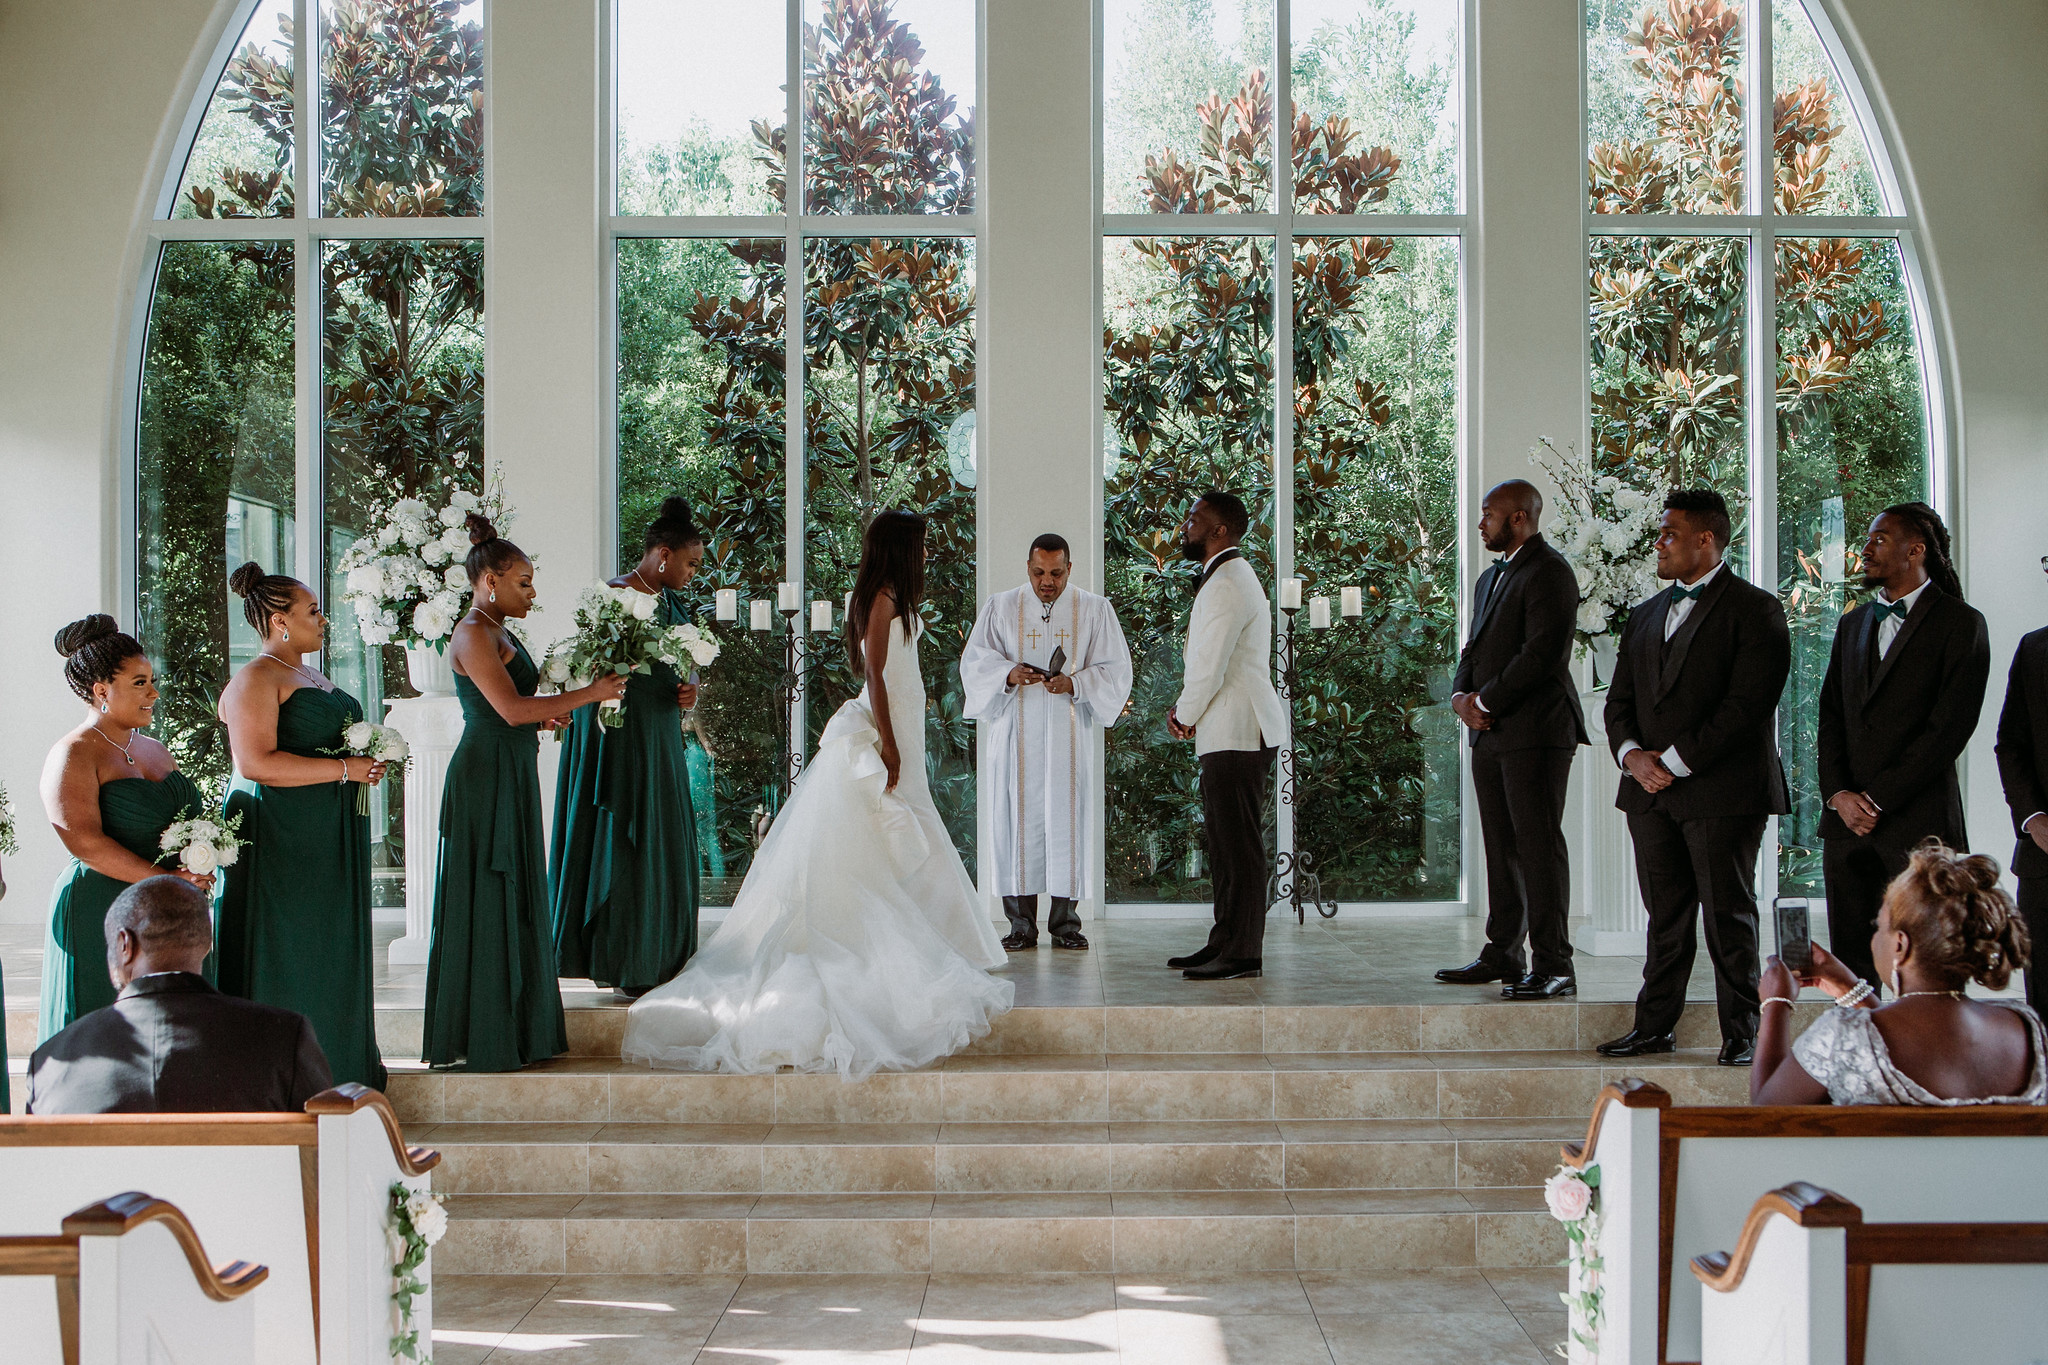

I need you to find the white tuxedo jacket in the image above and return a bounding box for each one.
[1174,554,1286,756]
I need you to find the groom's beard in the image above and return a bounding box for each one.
[1181,538,1209,564]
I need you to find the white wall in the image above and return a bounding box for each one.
[2,0,2045,924]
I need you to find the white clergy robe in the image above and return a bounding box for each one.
[961,583,1133,900]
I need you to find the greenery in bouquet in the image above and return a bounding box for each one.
[156,807,247,878]
[0,780,19,858]
[336,472,512,651]
[1529,436,1665,657]
[321,721,411,816]
[542,586,723,729]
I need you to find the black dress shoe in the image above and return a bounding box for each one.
[1000,932,1037,952]
[1167,944,1221,970]
[1718,1038,1755,1066]
[1184,958,1261,980]
[1050,932,1089,950]
[1595,1030,1676,1058]
[1501,973,1577,1000]
[1435,957,1516,985]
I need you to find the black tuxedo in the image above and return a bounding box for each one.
[1452,534,1589,977]
[1817,583,1991,986]
[1995,626,2048,1014]
[1605,567,1790,1041]
[27,973,333,1115]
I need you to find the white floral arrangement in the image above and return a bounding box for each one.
[1545,1163,1603,1362]
[0,780,18,858]
[387,1182,446,1364]
[1528,436,1662,656]
[336,473,512,650]
[322,722,411,816]
[156,808,246,878]
[541,586,721,730]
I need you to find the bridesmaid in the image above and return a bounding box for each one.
[216,563,389,1088]
[550,496,707,996]
[423,516,625,1070]
[37,616,214,1040]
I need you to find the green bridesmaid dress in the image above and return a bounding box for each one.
[217,687,386,1089]
[549,588,702,992]
[422,636,566,1071]
[38,770,204,1042]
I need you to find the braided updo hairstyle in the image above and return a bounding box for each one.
[55,615,145,703]
[644,496,703,553]
[1883,839,2031,991]
[1880,502,1965,601]
[229,561,305,638]
[463,512,528,584]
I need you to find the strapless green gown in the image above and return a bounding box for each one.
[423,637,566,1071]
[549,588,702,991]
[217,687,386,1089]
[39,771,205,1042]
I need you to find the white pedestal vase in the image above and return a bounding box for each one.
[404,643,456,698]
[382,692,466,966]
[1581,687,1647,956]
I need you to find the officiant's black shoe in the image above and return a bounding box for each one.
[1435,957,1515,985]
[1501,973,1576,1000]
[1050,932,1089,950]
[1001,932,1037,952]
[1595,1030,1675,1058]
[1184,957,1261,981]
[1167,944,1221,970]
[1718,1038,1755,1067]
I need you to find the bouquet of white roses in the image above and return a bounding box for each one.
[1529,436,1663,655]
[541,586,721,729]
[0,779,18,858]
[157,808,246,879]
[336,472,513,650]
[323,721,410,816]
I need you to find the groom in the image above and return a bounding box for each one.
[1166,492,1285,981]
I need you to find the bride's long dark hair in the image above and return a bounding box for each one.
[845,510,926,670]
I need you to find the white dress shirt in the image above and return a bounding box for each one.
[1615,562,1725,779]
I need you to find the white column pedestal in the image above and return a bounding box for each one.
[383,692,467,966]
[1582,690,1648,956]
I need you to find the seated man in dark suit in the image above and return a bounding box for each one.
[28,875,332,1114]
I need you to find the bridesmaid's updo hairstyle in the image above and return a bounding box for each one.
[229,561,303,638]
[1884,839,2031,991]
[55,614,145,703]
[644,496,703,552]
[463,512,528,584]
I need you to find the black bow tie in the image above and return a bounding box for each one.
[1671,581,1705,603]
[1873,598,1911,623]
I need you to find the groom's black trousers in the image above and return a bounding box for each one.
[1200,745,1277,961]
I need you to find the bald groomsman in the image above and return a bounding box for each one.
[962,534,1133,950]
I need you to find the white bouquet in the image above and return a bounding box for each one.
[322,722,410,816]
[335,471,513,651]
[0,779,18,858]
[541,586,720,729]
[1529,436,1663,656]
[157,808,246,879]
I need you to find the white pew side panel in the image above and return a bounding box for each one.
[76,1216,260,1365]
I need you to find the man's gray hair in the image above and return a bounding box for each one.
[105,875,214,956]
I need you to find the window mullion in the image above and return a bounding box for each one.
[292,0,321,605]
[1273,0,1296,874]
[784,0,807,776]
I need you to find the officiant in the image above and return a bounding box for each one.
[962,533,1133,950]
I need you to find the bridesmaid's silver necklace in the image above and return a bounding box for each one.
[630,568,661,597]
[90,724,137,766]
[261,652,333,692]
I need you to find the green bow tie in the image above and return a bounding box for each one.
[1873,598,1911,623]
[1671,582,1706,602]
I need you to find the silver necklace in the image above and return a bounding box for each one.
[1894,989,1966,1001]
[260,652,332,692]
[469,605,505,627]
[90,724,137,766]
[631,568,662,598]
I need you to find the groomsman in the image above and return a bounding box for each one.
[1994,559,2048,1015]
[1166,491,1286,981]
[1594,490,1789,1066]
[1818,503,1990,989]
[1437,480,1589,999]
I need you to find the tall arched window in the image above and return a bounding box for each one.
[1100,0,1466,908]
[136,0,486,905]
[1585,0,1937,894]
[611,0,981,903]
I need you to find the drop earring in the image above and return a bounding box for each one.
[659,559,669,574]
[489,589,497,604]
[1888,967,1901,997]
[100,701,109,714]
[282,627,290,643]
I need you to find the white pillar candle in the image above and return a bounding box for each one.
[1340,585,1363,618]
[1280,577,1303,609]
[715,588,738,621]
[810,600,833,632]
[778,580,800,612]
[750,599,772,631]
[1309,596,1332,629]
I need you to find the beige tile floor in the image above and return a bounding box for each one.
[432,1267,1570,1364]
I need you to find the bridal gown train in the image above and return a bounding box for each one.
[623,618,1013,1080]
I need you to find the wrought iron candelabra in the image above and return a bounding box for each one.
[1271,600,1340,923]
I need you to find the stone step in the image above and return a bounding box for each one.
[414,1116,1585,1196]
[433,1187,1563,1276]
[386,1048,1753,1130]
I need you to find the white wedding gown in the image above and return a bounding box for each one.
[623,618,1013,1080]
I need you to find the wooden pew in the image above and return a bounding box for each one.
[0,1191,269,1365]
[1691,1182,2048,1365]
[0,1084,439,1365]
[1561,1080,2048,1365]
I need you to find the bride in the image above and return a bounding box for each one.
[624,510,1013,1079]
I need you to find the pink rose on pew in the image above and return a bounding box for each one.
[1545,1168,1593,1222]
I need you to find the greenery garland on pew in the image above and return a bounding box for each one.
[389,1183,449,1363]
[1545,1164,1603,1362]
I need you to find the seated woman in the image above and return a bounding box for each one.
[1754,840,2043,1105]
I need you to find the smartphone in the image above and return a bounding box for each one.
[1775,898,1812,974]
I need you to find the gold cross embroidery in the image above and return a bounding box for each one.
[1024,625,1044,650]
[1054,627,1072,650]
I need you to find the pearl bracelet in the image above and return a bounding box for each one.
[1761,996,1795,1011]
[1835,980,1876,1010]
